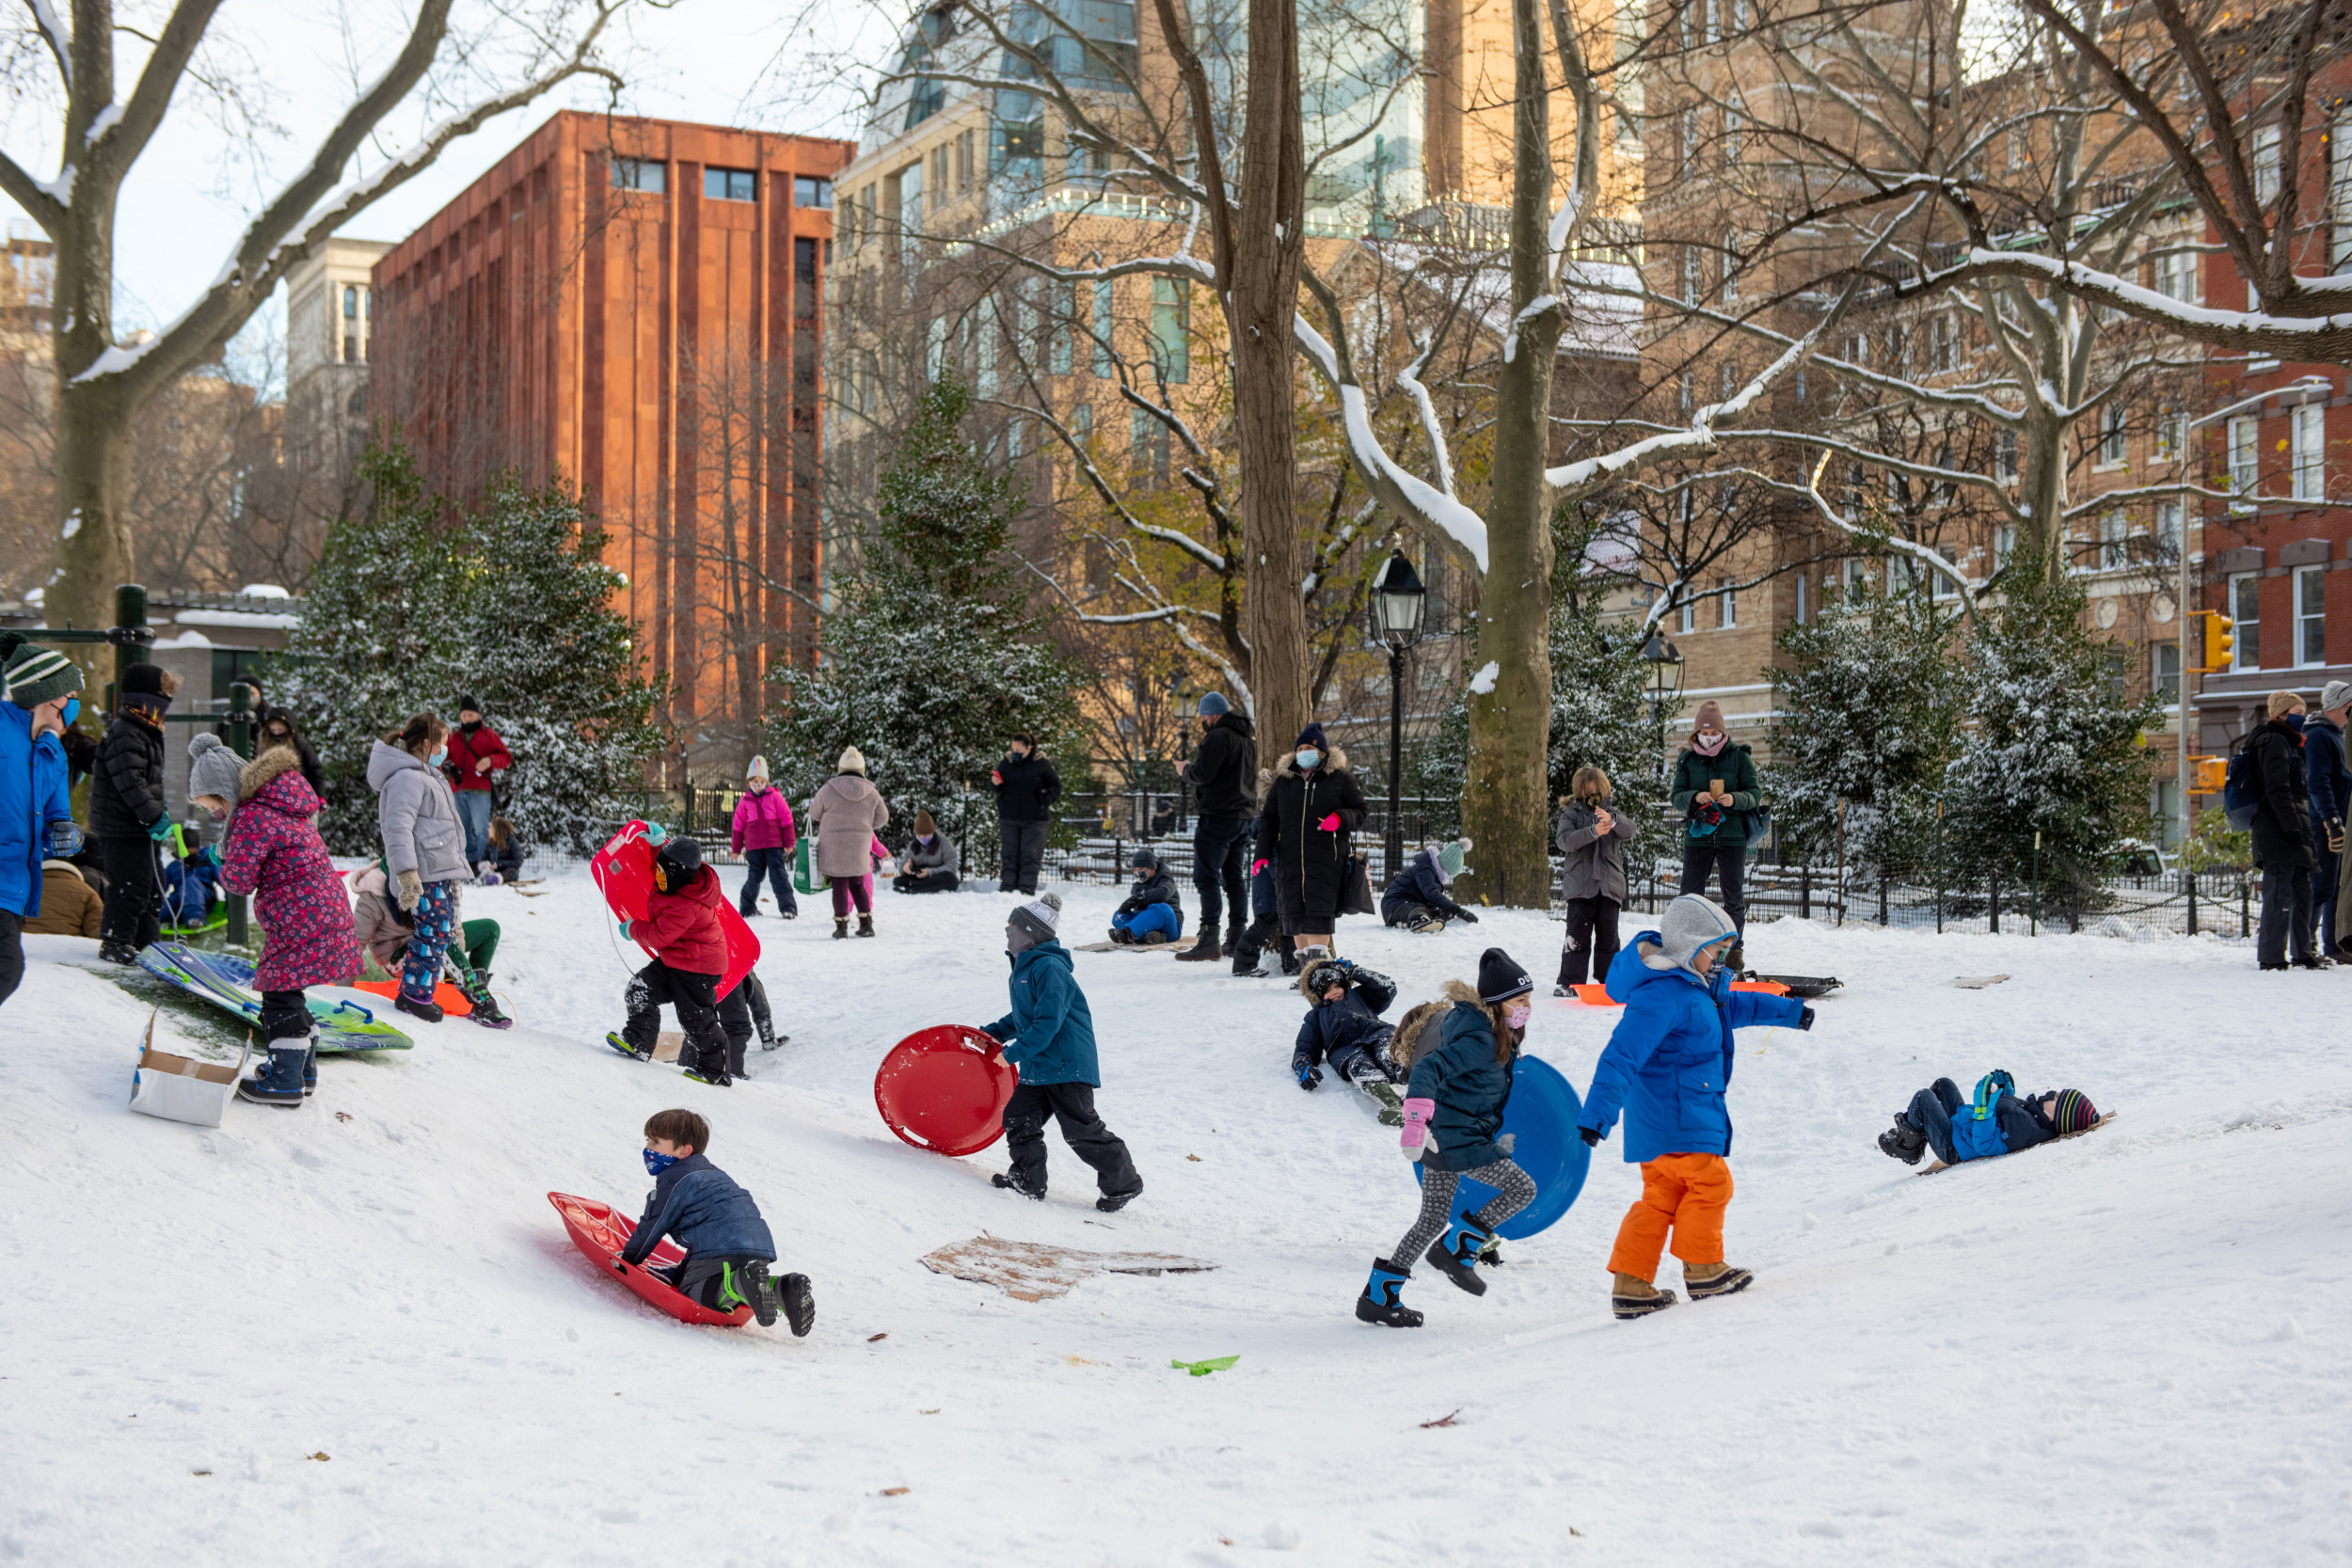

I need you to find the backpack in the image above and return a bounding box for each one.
[2222,734,2263,832]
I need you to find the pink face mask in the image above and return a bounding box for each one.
[1692,731,1728,757]
[1504,1004,1533,1031]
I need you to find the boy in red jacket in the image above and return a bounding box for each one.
[606,834,741,1086]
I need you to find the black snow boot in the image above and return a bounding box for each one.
[778,1272,816,1337]
[1425,1211,1498,1296]
[993,1168,1045,1200]
[1878,1112,1928,1165]
[98,941,139,966]
[1096,1180,1143,1213]
[394,990,443,1024]
[1356,1258,1423,1328]
[607,1030,654,1063]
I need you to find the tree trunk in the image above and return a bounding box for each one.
[1228,0,1309,752]
[1456,0,1561,909]
[52,153,135,682]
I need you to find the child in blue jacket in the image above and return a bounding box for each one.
[980,893,1144,1211]
[1578,895,1811,1321]
[162,834,219,927]
[1357,948,1541,1328]
[1878,1073,2099,1166]
[624,1107,812,1335]
[1293,952,1400,1089]
[1108,847,1184,944]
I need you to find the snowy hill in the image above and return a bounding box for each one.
[2,876,2345,1564]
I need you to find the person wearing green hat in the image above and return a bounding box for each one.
[0,633,87,1006]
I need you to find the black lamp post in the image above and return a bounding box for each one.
[1370,547,1427,879]
[1640,629,1684,788]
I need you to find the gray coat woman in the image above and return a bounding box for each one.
[808,747,892,935]
[1554,766,1635,991]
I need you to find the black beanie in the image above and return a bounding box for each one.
[456,692,481,714]
[121,663,167,697]
[655,837,705,882]
[1476,946,1533,1004]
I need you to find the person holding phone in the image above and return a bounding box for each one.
[1668,701,1761,973]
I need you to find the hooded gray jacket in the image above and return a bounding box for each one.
[1556,798,1636,905]
[369,739,470,884]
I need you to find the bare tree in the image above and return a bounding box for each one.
[0,0,633,665]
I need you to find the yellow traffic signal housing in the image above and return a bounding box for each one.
[2192,610,2234,673]
[2189,755,2228,795]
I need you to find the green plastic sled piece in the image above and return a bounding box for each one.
[1170,1355,1240,1377]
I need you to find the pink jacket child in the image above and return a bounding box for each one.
[731,785,797,855]
[215,748,362,1104]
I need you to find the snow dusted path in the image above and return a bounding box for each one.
[2,873,2345,1564]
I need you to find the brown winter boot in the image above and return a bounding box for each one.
[1612,1272,1677,1321]
[833,917,850,941]
[1684,1261,1754,1300]
[1175,931,1223,962]
[856,913,876,939]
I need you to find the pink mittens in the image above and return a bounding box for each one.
[1399,1098,1436,1154]
[1316,813,1342,832]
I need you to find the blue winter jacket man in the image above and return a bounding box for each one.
[984,939,1101,1086]
[1579,908,1805,1163]
[620,1153,776,1266]
[2,700,74,921]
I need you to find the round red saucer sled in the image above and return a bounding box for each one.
[874,1025,1019,1156]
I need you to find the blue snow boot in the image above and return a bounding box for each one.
[302,1038,318,1097]
[1356,1257,1423,1328]
[1426,1211,1498,1296]
[236,1047,306,1108]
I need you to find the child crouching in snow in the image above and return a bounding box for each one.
[625,1108,813,1335]
[188,732,362,1108]
[1577,894,1811,1320]
[980,893,1145,1212]
[1108,847,1184,944]
[1357,948,1542,1328]
[1878,1072,2099,1167]
[1293,952,1401,1090]
[606,831,762,1086]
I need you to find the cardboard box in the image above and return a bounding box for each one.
[128,1011,248,1128]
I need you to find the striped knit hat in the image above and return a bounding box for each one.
[2051,1089,2099,1135]
[0,635,83,708]
[1008,890,1062,945]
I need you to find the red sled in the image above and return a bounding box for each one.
[874,1025,1019,1156]
[548,1190,753,1327]
[350,978,473,1016]
[591,820,760,999]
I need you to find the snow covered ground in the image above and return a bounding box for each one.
[3,873,2347,1565]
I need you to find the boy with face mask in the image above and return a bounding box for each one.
[977,893,1144,1211]
[625,1107,813,1334]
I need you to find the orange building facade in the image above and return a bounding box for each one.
[372,111,854,777]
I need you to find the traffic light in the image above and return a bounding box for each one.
[2189,755,2228,795]
[2192,609,2234,673]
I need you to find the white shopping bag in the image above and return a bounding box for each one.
[127,1010,248,1129]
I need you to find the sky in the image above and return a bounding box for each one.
[1,0,896,368]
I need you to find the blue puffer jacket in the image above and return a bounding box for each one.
[620,1154,775,1265]
[984,941,1101,1087]
[1405,983,1516,1172]
[1,702,73,919]
[1579,934,1804,1163]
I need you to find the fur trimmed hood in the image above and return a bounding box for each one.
[1273,743,1350,779]
[237,744,304,802]
[1389,979,1486,1071]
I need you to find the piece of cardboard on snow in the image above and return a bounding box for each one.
[919,1235,1218,1302]
[1950,974,2012,990]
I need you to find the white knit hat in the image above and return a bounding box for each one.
[838,746,866,775]
[748,754,770,781]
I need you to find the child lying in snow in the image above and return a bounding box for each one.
[1292,952,1401,1089]
[1878,1071,2099,1166]
[624,1107,813,1335]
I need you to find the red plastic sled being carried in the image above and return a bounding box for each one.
[548,1190,752,1327]
[591,820,760,999]
[874,1025,1019,1156]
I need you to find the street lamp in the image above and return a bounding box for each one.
[1369,547,1427,879]
[1641,629,1685,788]
[2172,374,2333,847]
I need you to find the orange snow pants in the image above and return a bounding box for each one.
[1606,1152,1734,1280]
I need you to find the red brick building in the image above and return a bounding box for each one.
[372,111,853,777]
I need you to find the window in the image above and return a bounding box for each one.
[2293,402,2326,501]
[2157,500,2182,557]
[896,163,923,262]
[929,146,950,210]
[1722,109,1741,161]
[705,167,756,202]
[2154,641,2180,705]
[1679,108,1698,173]
[1843,556,1873,596]
[793,176,833,209]
[1931,313,1955,372]
[957,131,975,195]
[2231,571,2262,670]
[1130,406,1168,482]
[612,157,664,192]
[974,296,998,397]
[2099,404,2127,467]
[1050,281,1075,374]
[1718,579,1737,628]
[2335,109,2352,271]
[1679,372,1694,414]
[1931,546,1960,598]
[1677,596,1696,634]
[2099,511,2129,570]
[1071,403,1091,444]
[1994,524,2016,573]
[2229,415,2260,511]
[2254,124,2281,204]
[1793,573,1808,625]
[1841,331,1868,367]
[1885,323,1908,372]
[1995,427,2018,483]
[2154,249,2194,302]
[2297,565,2329,665]
[1150,277,1189,383]
[1091,279,1113,377]
[1682,247,1703,303]
[2153,403,2185,463]
[925,315,946,379]
[856,183,877,245]
[342,284,359,319]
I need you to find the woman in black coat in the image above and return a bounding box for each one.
[1253,723,1368,954]
[258,706,328,800]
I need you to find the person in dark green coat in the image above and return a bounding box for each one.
[1669,699,1762,970]
[978,892,1144,1212]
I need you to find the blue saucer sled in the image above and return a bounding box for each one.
[1411,1055,1590,1239]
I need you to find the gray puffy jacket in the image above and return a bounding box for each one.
[1556,798,1635,905]
[369,739,471,885]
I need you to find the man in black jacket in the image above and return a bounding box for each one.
[1176,693,1256,962]
[89,662,181,963]
[989,735,1061,895]
[2249,690,2319,971]
[2303,680,2352,958]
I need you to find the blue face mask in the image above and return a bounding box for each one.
[429,747,448,768]
[1295,749,1322,771]
[60,696,79,725]
[642,1148,679,1176]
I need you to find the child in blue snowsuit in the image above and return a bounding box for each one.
[982,893,1144,1211]
[1292,952,1400,1089]
[1108,847,1184,944]
[163,836,219,927]
[1578,894,1810,1320]
[623,1107,812,1335]
[1878,1074,2099,1166]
